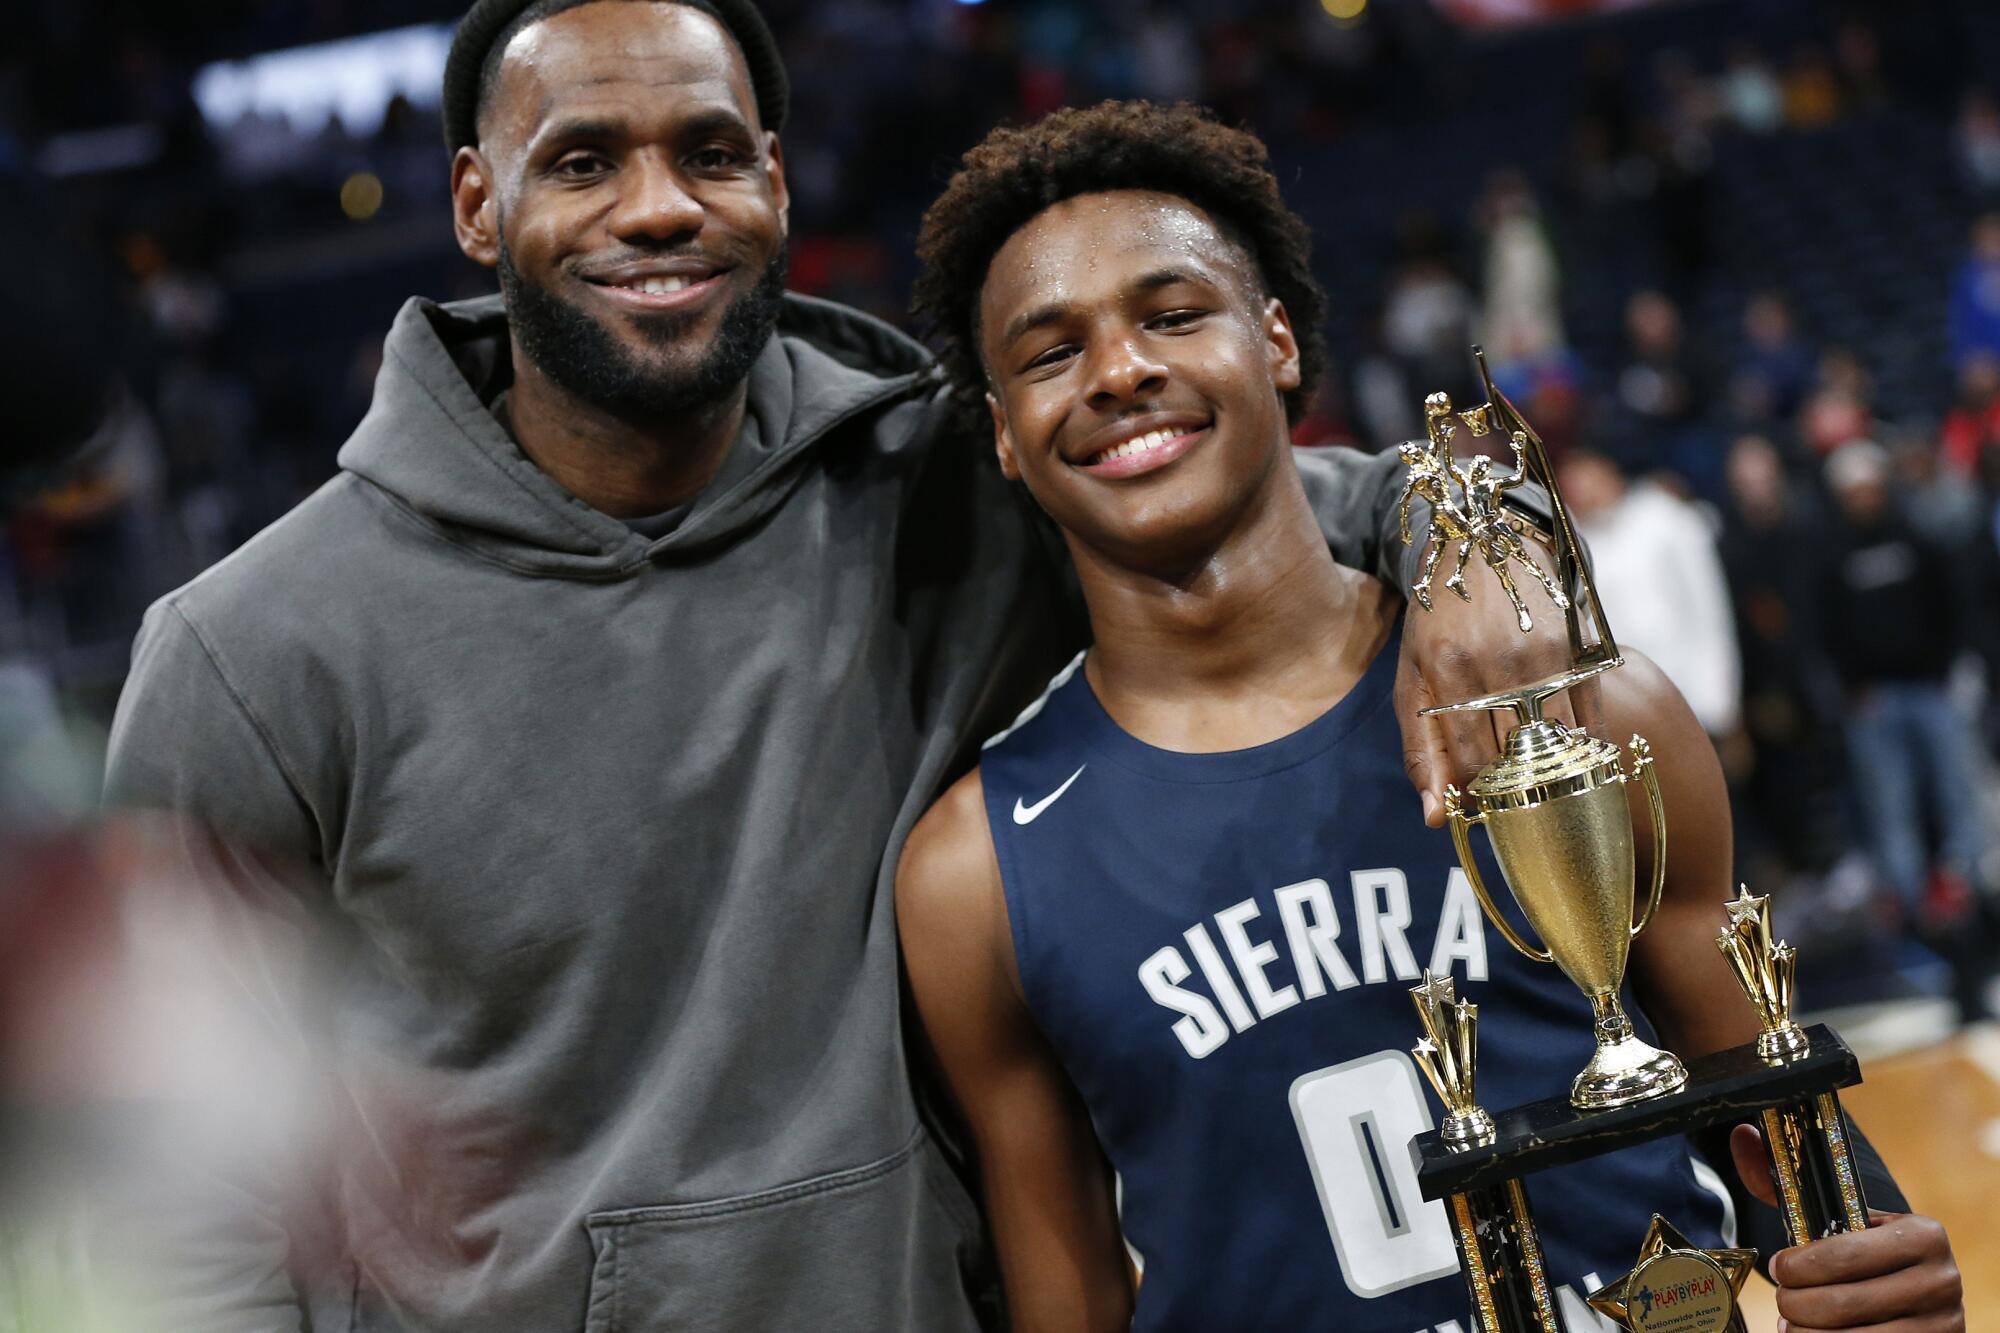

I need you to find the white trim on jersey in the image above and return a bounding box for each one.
[982,649,1088,751]
[1689,1153,1739,1249]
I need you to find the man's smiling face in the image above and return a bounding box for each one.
[977,189,1301,576]
[455,1,791,420]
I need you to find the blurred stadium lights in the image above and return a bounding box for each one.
[1433,0,1681,27]
[191,22,453,139]
[35,124,166,179]
[340,172,386,221]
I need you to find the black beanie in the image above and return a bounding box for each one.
[441,0,789,151]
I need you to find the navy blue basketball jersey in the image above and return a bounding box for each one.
[978,617,1729,1333]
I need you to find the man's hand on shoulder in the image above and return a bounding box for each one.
[1729,1125,1965,1332]
[1393,542,1601,827]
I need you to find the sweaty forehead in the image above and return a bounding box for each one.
[491,2,758,143]
[982,190,1258,327]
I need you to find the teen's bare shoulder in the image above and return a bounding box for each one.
[896,767,1016,986]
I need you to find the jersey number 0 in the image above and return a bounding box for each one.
[1290,1050,1461,1298]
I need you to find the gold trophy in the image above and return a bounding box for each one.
[1397,356,1683,1110]
[1405,967,1762,1333]
[1396,351,1870,1333]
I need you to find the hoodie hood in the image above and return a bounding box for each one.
[338,292,933,578]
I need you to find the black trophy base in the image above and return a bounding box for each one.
[1412,1023,1861,1200]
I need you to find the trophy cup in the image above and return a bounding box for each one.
[1396,350,1872,1333]
[1397,360,1683,1112]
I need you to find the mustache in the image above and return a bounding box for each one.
[570,241,750,281]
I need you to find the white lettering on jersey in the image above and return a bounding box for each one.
[1137,869,1498,1058]
[1276,878,1361,998]
[1427,869,1489,981]
[1138,946,1230,1059]
[1559,1274,1619,1333]
[1184,923,1257,1032]
[1351,868,1420,984]
[1215,898,1299,1020]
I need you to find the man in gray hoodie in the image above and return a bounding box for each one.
[103,1,1565,1328]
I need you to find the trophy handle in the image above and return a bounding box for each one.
[1446,788,1553,964]
[1626,736,1667,939]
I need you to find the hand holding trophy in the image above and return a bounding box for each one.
[1396,351,1873,1333]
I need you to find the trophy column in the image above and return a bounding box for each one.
[1717,886,1871,1242]
[1409,973,1561,1333]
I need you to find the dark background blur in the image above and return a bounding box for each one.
[5,0,2000,1012]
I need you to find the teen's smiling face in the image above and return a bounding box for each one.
[979,189,1301,575]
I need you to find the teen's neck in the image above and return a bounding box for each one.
[504,349,748,519]
[1075,468,1396,754]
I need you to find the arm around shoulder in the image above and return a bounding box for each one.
[897,772,1134,1333]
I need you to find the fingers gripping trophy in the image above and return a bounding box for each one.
[1397,351,1872,1333]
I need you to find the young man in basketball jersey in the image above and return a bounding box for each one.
[899,103,1963,1332]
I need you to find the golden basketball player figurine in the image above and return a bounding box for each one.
[1395,393,1570,634]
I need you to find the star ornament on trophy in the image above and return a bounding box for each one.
[1410,969,1496,1148]
[1587,1216,1757,1333]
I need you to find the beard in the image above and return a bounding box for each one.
[498,240,788,423]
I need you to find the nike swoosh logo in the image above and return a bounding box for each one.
[1013,765,1086,826]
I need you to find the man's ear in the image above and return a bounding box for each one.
[1264,297,1302,394]
[763,132,791,237]
[988,392,1022,482]
[451,147,501,269]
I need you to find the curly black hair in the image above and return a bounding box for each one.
[912,100,1327,425]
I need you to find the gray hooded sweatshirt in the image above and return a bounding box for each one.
[104,293,1410,1331]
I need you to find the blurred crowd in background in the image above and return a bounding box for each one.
[3,0,2000,1018]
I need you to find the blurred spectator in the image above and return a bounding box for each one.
[1831,18,1887,109]
[1719,42,1783,134]
[1730,291,1815,425]
[1131,2,1200,105]
[1781,46,1843,131]
[1561,448,1741,737]
[1382,224,1478,409]
[1972,448,2000,760]
[157,339,258,573]
[1819,440,1990,931]
[1652,49,1719,141]
[1478,168,1566,375]
[1799,347,1876,457]
[12,391,172,653]
[1948,212,2000,371]
[1939,351,2000,477]
[1954,89,2000,197]
[1476,169,1586,451]
[1643,113,1717,298]
[1612,289,1716,483]
[1719,434,1845,879]
[1349,302,1422,452]
[0,176,118,491]
[1891,430,1981,549]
